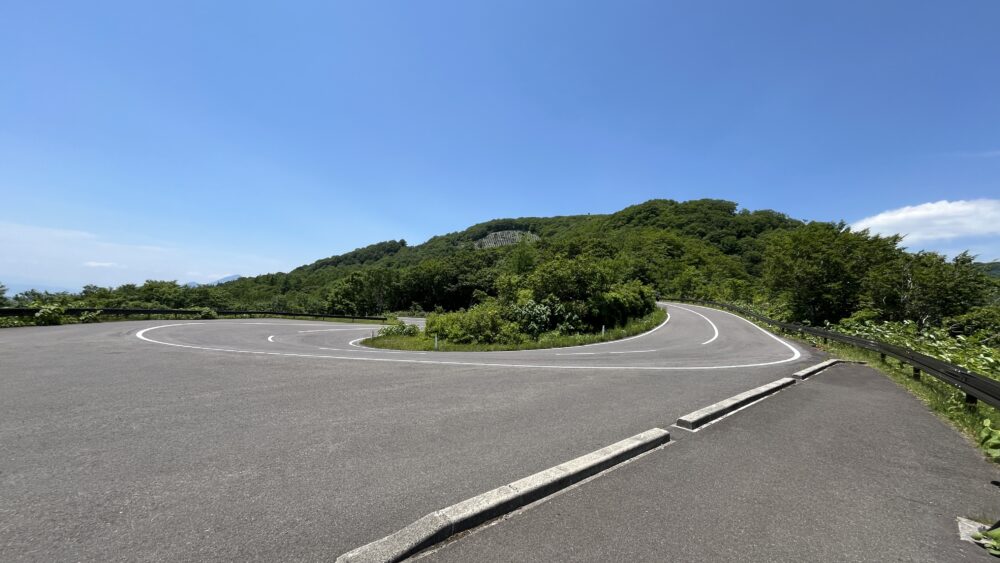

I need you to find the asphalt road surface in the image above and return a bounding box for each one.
[1,303,993,561]
[424,362,1000,562]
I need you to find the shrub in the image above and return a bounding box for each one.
[34,304,65,326]
[378,322,419,337]
[510,299,551,337]
[79,310,102,323]
[587,280,656,328]
[833,319,999,378]
[946,305,1000,346]
[979,419,1000,462]
[196,307,218,320]
[426,301,521,344]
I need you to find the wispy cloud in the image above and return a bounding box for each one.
[0,222,287,290]
[852,199,1000,244]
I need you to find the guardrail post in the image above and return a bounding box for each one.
[911,367,920,380]
[965,393,978,406]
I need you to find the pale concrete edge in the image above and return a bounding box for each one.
[792,359,844,380]
[675,378,798,430]
[335,428,671,563]
[791,358,868,380]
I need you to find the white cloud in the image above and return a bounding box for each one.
[852,199,1000,243]
[0,222,287,291]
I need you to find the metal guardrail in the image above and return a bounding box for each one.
[670,299,1000,410]
[0,307,386,322]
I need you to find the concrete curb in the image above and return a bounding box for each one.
[792,359,843,380]
[676,378,797,430]
[335,428,671,563]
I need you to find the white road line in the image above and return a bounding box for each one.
[674,302,801,361]
[556,349,658,356]
[134,323,803,371]
[297,327,380,333]
[550,311,671,349]
[668,304,719,345]
[317,347,427,355]
[267,335,277,343]
[217,322,361,327]
[346,308,670,352]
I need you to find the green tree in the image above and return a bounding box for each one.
[762,222,900,324]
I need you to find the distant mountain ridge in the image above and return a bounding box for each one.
[185,274,242,288]
[976,261,1000,278]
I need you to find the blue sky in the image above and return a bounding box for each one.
[2,1,998,293]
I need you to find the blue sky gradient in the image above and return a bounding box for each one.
[2,1,998,292]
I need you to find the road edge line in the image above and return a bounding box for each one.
[335,428,671,563]
[675,378,797,430]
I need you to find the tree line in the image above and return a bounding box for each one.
[3,199,997,342]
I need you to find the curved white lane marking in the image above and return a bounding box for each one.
[345,311,671,352]
[297,327,381,333]
[545,310,670,350]
[317,347,427,355]
[134,323,803,371]
[219,322,363,327]
[668,305,719,345]
[556,349,658,356]
[672,303,801,361]
[267,335,277,343]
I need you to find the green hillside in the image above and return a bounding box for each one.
[4,199,997,339]
[207,199,799,314]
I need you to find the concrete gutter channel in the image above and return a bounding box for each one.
[338,360,841,562]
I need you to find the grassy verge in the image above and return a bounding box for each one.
[364,307,667,352]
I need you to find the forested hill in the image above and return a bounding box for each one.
[4,198,997,333]
[214,199,802,313]
[296,199,798,272]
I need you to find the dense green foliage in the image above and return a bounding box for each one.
[3,198,996,343]
[976,261,1000,279]
[760,222,996,326]
[834,318,998,376]
[368,308,667,352]
[33,304,65,326]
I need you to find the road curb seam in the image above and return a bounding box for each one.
[675,378,797,430]
[335,428,671,563]
[792,359,843,380]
